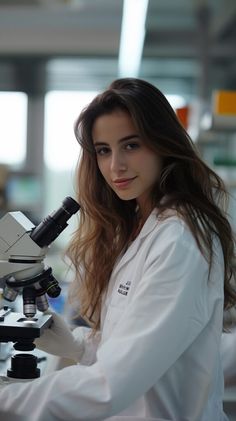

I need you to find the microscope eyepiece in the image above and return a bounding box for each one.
[30,197,80,247]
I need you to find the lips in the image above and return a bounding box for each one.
[113,177,137,188]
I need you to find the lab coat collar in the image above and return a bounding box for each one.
[112,210,159,277]
[137,209,159,240]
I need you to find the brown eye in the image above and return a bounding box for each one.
[95,146,110,156]
[125,142,140,150]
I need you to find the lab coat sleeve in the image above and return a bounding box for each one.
[0,221,223,420]
[72,326,101,365]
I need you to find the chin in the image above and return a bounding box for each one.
[116,193,137,201]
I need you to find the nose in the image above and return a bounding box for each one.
[110,150,127,173]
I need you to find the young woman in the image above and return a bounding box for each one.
[0,78,235,421]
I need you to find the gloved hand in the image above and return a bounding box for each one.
[34,311,85,362]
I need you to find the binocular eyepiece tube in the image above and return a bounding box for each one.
[31,196,80,247]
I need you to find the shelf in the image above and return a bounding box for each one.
[212,115,236,131]
[214,158,236,167]
[197,127,236,145]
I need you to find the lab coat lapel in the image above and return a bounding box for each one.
[111,211,158,278]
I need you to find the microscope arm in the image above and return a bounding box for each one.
[0,211,46,281]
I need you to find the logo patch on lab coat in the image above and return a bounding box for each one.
[117,280,131,296]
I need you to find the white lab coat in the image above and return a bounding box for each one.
[0,211,228,420]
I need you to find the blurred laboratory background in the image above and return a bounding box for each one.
[0,0,236,416]
[0,0,236,236]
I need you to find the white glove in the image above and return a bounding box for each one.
[34,311,84,362]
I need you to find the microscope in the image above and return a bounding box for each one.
[0,197,80,379]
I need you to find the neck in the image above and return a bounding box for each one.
[136,203,153,224]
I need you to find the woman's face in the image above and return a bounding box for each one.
[92,109,162,216]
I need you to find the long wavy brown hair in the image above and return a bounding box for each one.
[67,77,236,331]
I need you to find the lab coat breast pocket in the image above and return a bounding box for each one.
[102,283,130,341]
[102,302,125,340]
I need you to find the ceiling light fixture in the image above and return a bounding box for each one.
[118,0,149,77]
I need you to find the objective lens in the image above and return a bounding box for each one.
[3,285,18,302]
[36,293,49,312]
[23,287,37,318]
[40,276,61,298]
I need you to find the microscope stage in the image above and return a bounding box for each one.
[0,310,52,342]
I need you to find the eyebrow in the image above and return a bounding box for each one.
[93,134,140,146]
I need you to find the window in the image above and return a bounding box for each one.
[43,90,98,247]
[44,91,98,171]
[0,92,28,166]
